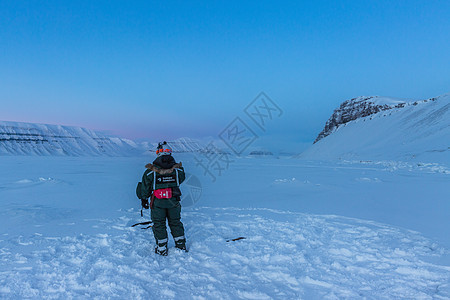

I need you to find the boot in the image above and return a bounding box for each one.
[174,236,187,251]
[155,239,168,256]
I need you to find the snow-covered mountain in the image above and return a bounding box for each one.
[314,96,412,143]
[0,121,144,156]
[0,121,210,156]
[301,94,450,164]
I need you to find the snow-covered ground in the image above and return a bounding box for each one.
[1,154,449,299]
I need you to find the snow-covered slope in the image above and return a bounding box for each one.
[0,121,144,156]
[301,94,450,164]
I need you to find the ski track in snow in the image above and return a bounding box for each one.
[1,207,449,299]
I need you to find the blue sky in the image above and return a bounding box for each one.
[1,1,449,148]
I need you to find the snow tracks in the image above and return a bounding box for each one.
[1,207,449,299]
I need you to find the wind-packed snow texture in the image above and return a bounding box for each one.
[0,155,449,299]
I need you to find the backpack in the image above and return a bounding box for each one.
[136,182,143,199]
[151,169,182,200]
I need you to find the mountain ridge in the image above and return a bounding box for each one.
[313,95,440,143]
[302,93,450,164]
[0,121,210,156]
[0,120,143,156]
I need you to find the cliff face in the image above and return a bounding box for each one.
[314,96,408,143]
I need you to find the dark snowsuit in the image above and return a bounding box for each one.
[140,155,186,248]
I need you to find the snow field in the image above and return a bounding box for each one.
[1,207,449,299]
[0,155,449,299]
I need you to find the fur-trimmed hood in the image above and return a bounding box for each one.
[145,162,182,175]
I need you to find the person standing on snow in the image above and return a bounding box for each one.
[139,141,187,256]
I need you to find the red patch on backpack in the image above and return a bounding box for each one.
[154,188,172,199]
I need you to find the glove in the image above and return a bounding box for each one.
[141,198,149,209]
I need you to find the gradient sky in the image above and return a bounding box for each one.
[1,1,449,149]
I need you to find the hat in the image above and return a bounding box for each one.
[156,141,172,156]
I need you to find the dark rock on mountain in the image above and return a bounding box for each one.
[314,96,408,143]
